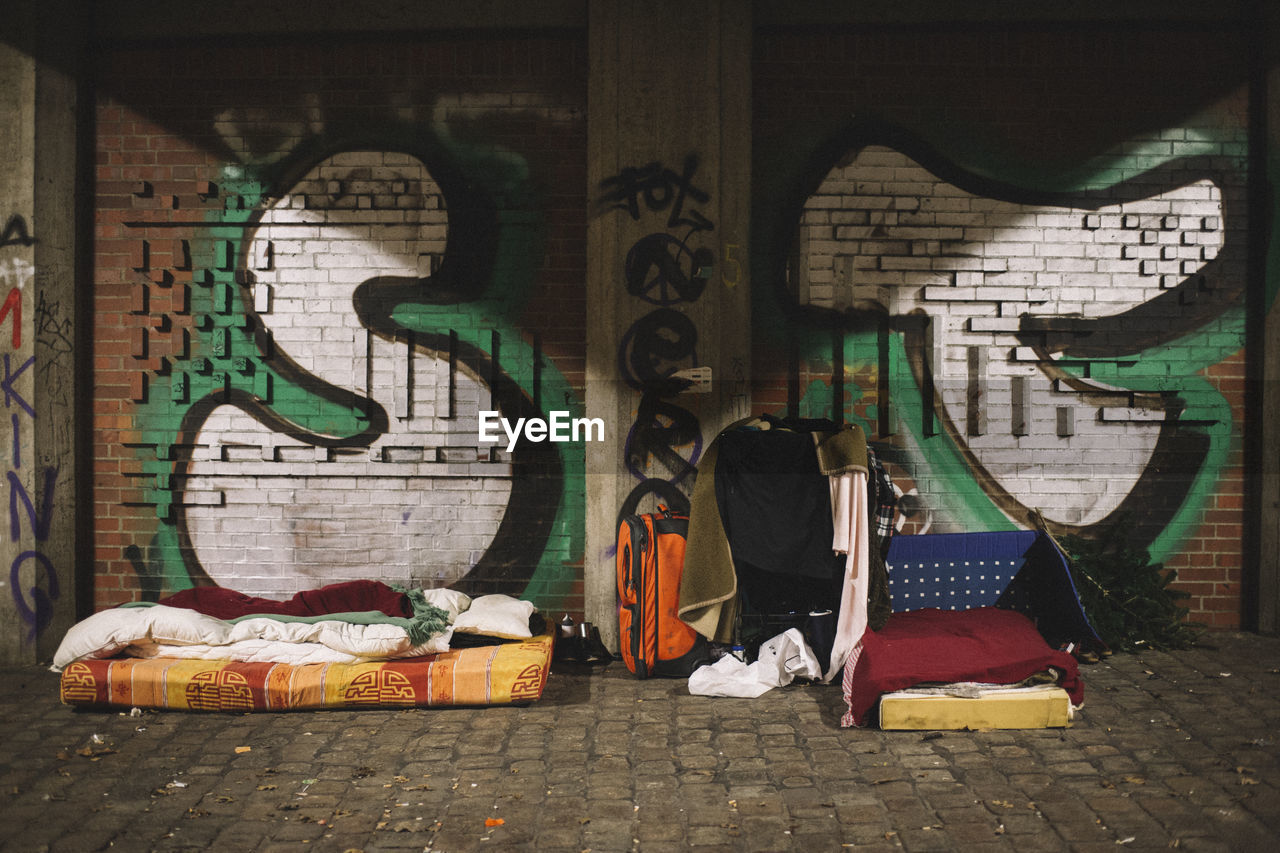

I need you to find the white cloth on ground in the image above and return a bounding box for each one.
[687,629,823,698]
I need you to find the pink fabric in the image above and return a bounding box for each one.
[839,639,865,727]
[840,606,1083,727]
[825,470,870,681]
[157,580,413,621]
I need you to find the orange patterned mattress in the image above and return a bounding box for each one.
[60,634,554,711]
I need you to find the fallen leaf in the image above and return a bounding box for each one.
[485,818,505,827]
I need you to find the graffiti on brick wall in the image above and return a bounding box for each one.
[598,155,714,522]
[776,122,1246,559]
[2,214,61,641]
[119,140,583,603]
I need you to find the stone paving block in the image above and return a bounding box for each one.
[581,823,636,850]
[635,816,685,841]
[896,826,957,850]
[836,802,890,826]
[8,632,1280,851]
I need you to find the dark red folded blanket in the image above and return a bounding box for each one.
[843,606,1083,727]
[157,580,412,620]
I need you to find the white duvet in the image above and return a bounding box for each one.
[50,605,452,672]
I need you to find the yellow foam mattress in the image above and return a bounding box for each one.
[878,685,1073,730]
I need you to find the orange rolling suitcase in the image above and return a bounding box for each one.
[616,507,710,678]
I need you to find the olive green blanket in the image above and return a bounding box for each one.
[676,419,867,643]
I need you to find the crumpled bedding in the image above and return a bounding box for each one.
[51,603,452,671]
[840,606,1083,727]
[49,581,487,672]
[155,579,414,621]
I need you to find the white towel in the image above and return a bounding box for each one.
[824,471,870,682]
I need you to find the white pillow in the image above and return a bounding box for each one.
[451,594,536,639]
[51,605,230,671]
[143,605,232,645]
[419,588,472,624]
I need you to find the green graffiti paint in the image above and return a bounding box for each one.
[125,131,585,606]
[791,330,1014,533]
[1144,374,1231,564]
[767,122,1246,553]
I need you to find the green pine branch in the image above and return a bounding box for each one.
[1059,517,1203,652]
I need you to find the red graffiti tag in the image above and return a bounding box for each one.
[0,289,19,350]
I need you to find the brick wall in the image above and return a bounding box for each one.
[93,36,588,615]
[86,22,1257,632]
[752,25,1251,628]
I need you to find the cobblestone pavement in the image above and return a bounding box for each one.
[2,632,1279,853]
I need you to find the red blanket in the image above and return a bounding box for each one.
[842,607,1083,727]
[158,580,412,620]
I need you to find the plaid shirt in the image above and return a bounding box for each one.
[867,446,897,544]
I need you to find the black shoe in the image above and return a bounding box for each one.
[582,625,614,663]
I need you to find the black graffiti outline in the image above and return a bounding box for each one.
[624,232,713,306]
[616,476,692,521]
[769,119,1245,353]
[597,154,714,233]
[617,307,700,392]
[35,292,74,360]
[768,118,1246,549]
[124,542,165,602]
[624,391,702,486]
[0,214,36,249]
[161,138,560,598]
[601,155,716,527]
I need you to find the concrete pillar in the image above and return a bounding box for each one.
[1258,0,1280,635]
[585,0,752,648]
[0,3,83,664]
